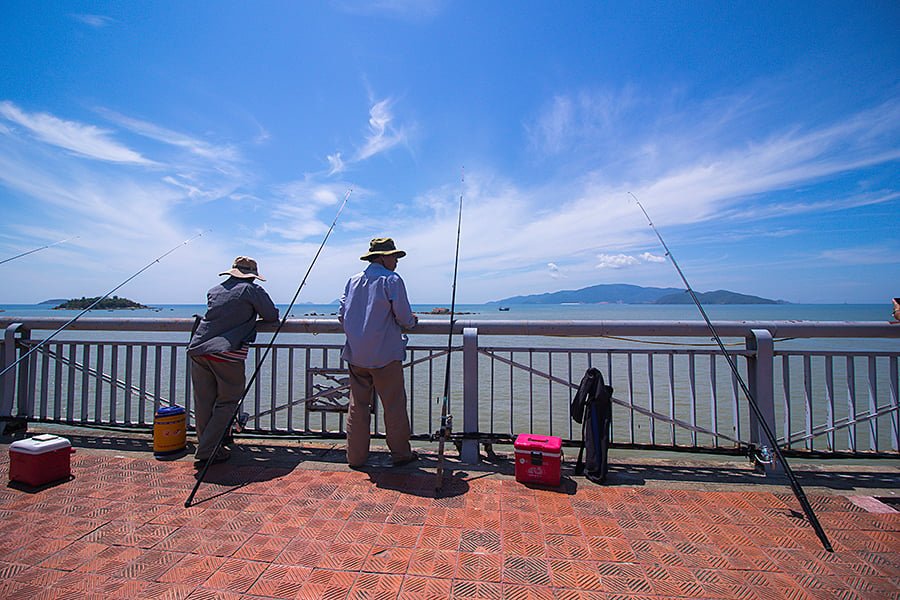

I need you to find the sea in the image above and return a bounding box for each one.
[1,301,895,351]
[0,301,891,323]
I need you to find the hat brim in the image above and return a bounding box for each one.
[219,268,265,280]
[360,250,406,261]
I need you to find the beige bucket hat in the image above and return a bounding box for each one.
[219,256,265,280]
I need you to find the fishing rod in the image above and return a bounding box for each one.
[435,172,464,494]
[0,232,206,379]
[630,193,833,552]
[186,188,352,507]
[0,235,78,266]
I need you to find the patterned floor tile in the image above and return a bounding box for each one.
[0,445,898,600]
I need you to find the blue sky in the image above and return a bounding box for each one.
[1,1,898,305]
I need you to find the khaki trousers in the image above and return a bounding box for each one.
[190,355,245,460]
[345,360,412,467]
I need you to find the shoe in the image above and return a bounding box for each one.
[193,449,231,468]
[392,451,418,467]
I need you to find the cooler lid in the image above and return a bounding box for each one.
[9,434,72,455]
[514,433,562,452]
[155,406,185,416]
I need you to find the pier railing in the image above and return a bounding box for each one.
[2,317,898,462]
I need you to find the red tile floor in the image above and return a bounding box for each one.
[1,437,899,600]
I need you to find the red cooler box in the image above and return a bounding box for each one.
[514,434,562,486]
[9,434,74,487]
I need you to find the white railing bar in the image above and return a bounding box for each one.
[4,316,900,339]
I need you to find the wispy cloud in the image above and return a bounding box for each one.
[100,109,242,165]
[355,98,408,161]
[0,102,153,165]
[331,0,445,21]
[72,14,116,28]
[819,246,898,265]
[327,153,345,175]
[527,88,636,157]
[318,97,410,177]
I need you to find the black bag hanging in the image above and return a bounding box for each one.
[571,367,613,483]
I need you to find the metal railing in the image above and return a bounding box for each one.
[2,317,899,462]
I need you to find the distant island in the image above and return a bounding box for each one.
[38,298,68,306]
[53,296,150,310]
[489,284,785,305]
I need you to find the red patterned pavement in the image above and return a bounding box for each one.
[1,438,898,599]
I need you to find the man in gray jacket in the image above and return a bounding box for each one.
[187,257,279,466]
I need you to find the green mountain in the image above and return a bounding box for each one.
[490,284,783,305]
[654,290,783,305]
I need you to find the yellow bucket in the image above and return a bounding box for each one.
[153,406,186,456]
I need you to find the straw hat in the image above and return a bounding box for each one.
[219,256,265,280]
[360,237,406,261]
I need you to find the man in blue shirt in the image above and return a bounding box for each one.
[339,238,418,468]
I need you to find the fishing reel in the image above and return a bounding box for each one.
[748,444,775,470]
[223,412,250,445]
[233,411,250,433]
[432,414,453,441]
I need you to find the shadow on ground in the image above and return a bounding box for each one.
[4,425,900,498]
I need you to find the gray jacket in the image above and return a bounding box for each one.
[187,277,279,356]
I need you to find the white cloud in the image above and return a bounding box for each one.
[327,153,345,175]
[0,101,152,165]
[547,262,565,279]
[355,98,408,162]
[639,252,667,263]
[595,253,641,269]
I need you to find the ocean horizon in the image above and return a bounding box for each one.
[0,301,891,323]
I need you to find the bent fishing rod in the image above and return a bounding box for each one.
[186,188,352,507]
[0,235,79,266]
[631,193,833,552]
[0,232,206,379]
[435,172,464,494]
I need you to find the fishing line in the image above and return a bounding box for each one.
[630,192,833,552]
[595,334,797,346]
[0,231,207,379]
[186,188,352,507]
[435,170,464,494]
[0,235,79,266]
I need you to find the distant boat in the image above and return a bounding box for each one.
[498,307,510,311]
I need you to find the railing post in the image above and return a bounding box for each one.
[747,328,778,474]
[1,323,30,435]
[461,327,479,463]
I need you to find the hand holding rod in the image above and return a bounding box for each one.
[631,193,832,552]
[185,189,352,507]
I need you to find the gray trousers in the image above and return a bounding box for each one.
[345,360,413,467]
[190,355,245,460]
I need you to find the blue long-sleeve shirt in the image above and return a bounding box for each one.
[339,262,417,369]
